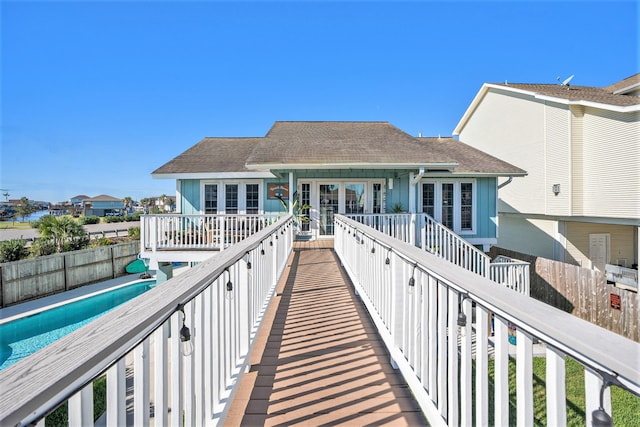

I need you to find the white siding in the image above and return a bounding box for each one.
[458,89,546,215]
[497,215,557,259]
[544,103,571,216]
[581,109,640,219]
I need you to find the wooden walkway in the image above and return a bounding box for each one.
[226,241,427,426]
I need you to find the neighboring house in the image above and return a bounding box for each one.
[153,195,175,213]
[454,74,640,273]
[152,121,525,250]
[83,194,125,217]
[70,195,90,205]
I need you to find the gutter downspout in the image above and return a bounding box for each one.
[411,167,426,187]
[498,176,513,189]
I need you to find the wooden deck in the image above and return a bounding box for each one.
[226,241,427,426]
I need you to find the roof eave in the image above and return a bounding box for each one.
[245,162,460,170]
[152,171,276,180]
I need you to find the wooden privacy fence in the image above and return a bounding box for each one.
[489,247,638,342]
[0,241,140,308]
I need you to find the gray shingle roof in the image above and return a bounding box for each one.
[152,137,263,174]
[492,74,640,107]
[248,121,459,166]
[152,121,526,176]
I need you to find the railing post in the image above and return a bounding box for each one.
[68,385,93,427]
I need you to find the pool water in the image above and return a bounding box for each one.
[0,280,156,371]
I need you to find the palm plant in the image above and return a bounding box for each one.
[276,191,312,229]
[37,215,87,253]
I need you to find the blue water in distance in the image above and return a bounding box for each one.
[0,280,156,370]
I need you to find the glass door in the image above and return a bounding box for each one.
[319,184,339,236]
[345,183,366,215]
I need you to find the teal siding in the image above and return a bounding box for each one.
[177,174,498,240]
[180,180,200,213]
[475,177,497,239]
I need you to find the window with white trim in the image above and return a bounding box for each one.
[202,181,262,214]
[420,179,476,234]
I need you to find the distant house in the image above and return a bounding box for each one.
[151,121,525,249]
[70,195,90,205]
[83,195,125,217]
[454,74,639,273]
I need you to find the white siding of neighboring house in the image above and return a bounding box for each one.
[580,108,640,219]
[497,214,558,259]
[544,102,571,216]
[458,89,545,215]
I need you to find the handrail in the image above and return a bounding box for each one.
[0,215,294,426]
[335,214,639,426]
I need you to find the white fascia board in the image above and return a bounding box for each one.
[453,83,491,136]
[152,171,276,180]
[245,162,459,170]
[422,171,527,178]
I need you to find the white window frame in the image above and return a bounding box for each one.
[419,179,477,235]
[200,180,263,214]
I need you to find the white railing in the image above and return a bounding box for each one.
[346,213,416,245]
[141,213,284,252]
[349,213,531,295]
[335,215,639,427]
[0,215,294,427]
[490,255,531,295]
[421,213,490,278]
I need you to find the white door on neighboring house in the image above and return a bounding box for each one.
[589,233,610,271]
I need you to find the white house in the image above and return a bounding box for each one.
[454,74,640,276]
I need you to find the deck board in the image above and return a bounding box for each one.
[226,243,427,426]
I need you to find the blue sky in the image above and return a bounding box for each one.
[1,1,637,203]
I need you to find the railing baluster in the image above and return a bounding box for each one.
[133,338,150,426]
[68,384,93,427]
[475,306,489,426]
[153,323,168,427]
[546,345,567,427]
[170,311,183,427]
[106,359,126,427]
[494,316,510,427]
[516,328,534,425]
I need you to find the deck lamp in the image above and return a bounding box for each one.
[457,293,469,337]
[408,264,417,295]
[385,249,392,270]
[245,252,252,270]
[592,377,614,427]
[260,242,265,256]
[225,268,234,301]
[370,241,376,255]
[178,304,193,357]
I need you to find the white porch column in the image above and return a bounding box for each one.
[409,172,416,213]
[288,172,294,214]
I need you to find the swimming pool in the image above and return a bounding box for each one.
[0,280,156,371]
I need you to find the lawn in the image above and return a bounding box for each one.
[481,356,640,426]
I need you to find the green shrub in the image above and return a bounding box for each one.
[30,239,57,257]
[62,236,90,252]
[128,226,141,240]
[78,215,100,225]
[102,216,124,223]
[0,239,30,262]
[90,237,113,247]
[124,212,141,221]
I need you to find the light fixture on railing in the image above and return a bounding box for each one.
[592,377,614,427]
[408,264,417,295]
[457,292,469,337]
[245,252,252,270]
[225,268,234,300]
[178,304,193,357]
[385,249,392,270]
[260,242,265,256]
[370,240,376,256]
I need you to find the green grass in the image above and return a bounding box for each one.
[477,356,640,426]
[0,221,33,229]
